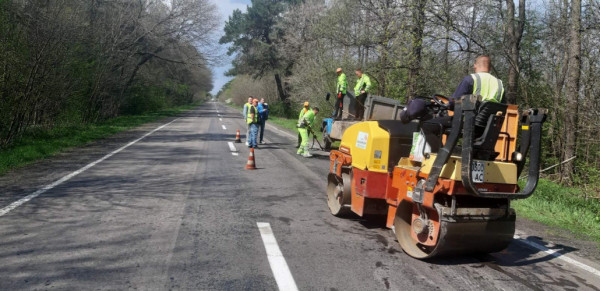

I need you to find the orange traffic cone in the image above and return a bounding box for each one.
[245,148,257,170]
[235,129,242,143]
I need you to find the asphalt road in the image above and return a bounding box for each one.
[1,102,599,290]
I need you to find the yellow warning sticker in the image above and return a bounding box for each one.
[522,125,529,130]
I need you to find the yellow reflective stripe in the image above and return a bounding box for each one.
[522,125,529,130]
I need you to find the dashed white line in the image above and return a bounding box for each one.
[257,222,299,291]
[514,234,600,278]
[228,142,237,152]
[222,125,227,130]
[228,142,239,156]
[219,118,223,121]
[0,118,180,217]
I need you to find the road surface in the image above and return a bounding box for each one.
[0,102,599,290]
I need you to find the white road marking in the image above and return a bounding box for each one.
[0,118,180,217]
[514,234,600,277]
[228,142,237,152]
[232,152,239,156]
[222,125,227,130]
[219,118,223,121]
[257,222,299,291]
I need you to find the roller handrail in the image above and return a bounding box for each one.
[460,95,547,199]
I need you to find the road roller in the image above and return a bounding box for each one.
[326,94,547,259]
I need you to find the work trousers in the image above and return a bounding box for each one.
[258,119,266,142]
[248,123,258,148]
[332,94,346,119]
[297,128,309,154]
[356,93,368,120]
[246,124,250,144]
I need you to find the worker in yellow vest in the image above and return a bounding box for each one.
[332,68,347,119]
[296,102,310,148]
[451,55,504,104]
[242,96,253,146]
[297,106,320,157]
[354,68,372,120]
[246,98,260,148]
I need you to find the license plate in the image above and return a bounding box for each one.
[472,161,485,183]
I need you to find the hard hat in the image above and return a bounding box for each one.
[304,101,309,107]
[336,68,342,73]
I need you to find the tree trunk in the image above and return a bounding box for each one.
[443,0,450,70]
[465,3,478,75]
[505,0,525,105]
[406,0,426,99]
[274,73,286,101]
[561,0,581,185]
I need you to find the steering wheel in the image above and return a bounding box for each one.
[431,94,450,109]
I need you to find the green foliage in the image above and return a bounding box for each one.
[513,179,600,243]
[220,0,291,76]
[0,0,214,147]
[121,81,194,115]
[268,102,296,119]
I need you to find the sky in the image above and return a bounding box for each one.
[210,0,252,95]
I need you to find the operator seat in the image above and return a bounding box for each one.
[472,101,508,160]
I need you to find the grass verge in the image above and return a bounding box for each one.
[0,103,201,175]
[513,178,600,244]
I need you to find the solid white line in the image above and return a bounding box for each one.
[228,142,237,152]
[222,125,227,130]
[0,118,180,217]
[257,222,298,291]
[514,234,600,277]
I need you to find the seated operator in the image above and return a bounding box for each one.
[400,55,506,150]
[402,55,505,122]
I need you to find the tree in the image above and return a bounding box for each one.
[219,0,300,102]
[562,0,582,184]
[0,0,218,146]
[406,0,427,99]
[504,0,526,104]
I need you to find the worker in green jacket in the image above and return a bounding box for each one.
[331,68,347,119]
[296,102,310,148]
[297,106,320,158]
[354,68,372,120]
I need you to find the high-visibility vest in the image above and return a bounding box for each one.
[298,107,309,123]
[471,73,504,103]
[247,105,258,124]
[337,73,347,95]
[303,110,315,126]
[242,102,251,117]
[354,74,372,96]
